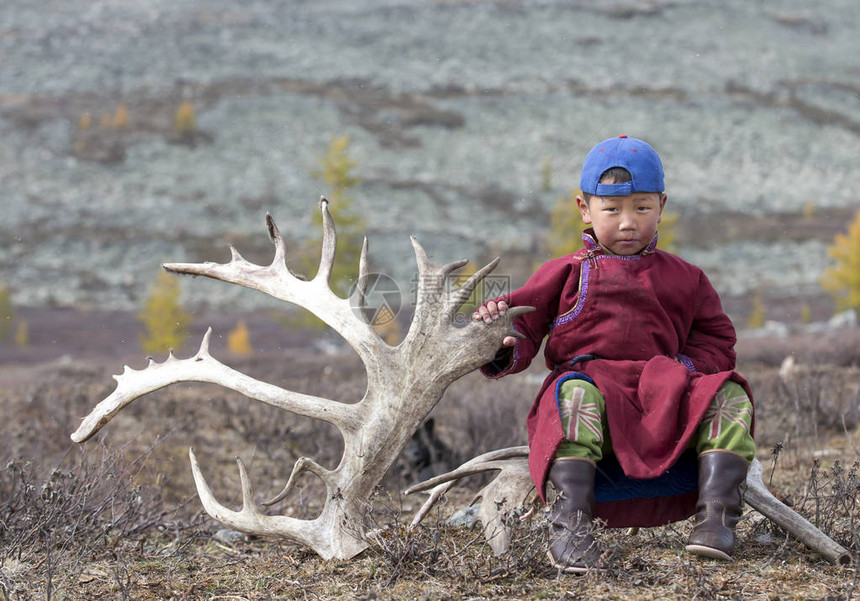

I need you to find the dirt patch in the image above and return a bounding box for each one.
[1,310,858,599]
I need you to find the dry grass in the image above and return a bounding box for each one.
[1,332,859,600]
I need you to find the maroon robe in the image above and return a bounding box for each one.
[481,230,753,527]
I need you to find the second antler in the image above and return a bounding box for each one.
[407,452,851,566]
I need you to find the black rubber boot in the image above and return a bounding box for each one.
[546,458,601,573]
[686,450,749,561]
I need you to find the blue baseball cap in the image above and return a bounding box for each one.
[579,135,665,196]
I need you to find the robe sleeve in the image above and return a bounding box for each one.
[677,271,737,374]
[479,256,577,378]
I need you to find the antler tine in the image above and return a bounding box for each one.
[265,212,289,272]
[354,237,369,312]
[405,446,529,495]
[440,258,470,279]
[189,447,230,516]
[406,236,438,338]
[190,449,264,524]
[236,456,264,515]
[409,235,432,275]
[500,305,535,339]
[263,456,330,506]
[410,236,470,281]
[191,449,265,519]
[446,257,501,319]
[407,460,509,493]
[315,197,336,285]
[228,245,246,263]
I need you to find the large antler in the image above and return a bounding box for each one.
[71,198,533,560]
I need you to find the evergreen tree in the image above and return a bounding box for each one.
[821,209,860,313]
[138,271,191,354]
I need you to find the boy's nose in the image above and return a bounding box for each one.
[619,211,635,229]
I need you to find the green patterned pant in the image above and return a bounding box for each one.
[555,378,755,462]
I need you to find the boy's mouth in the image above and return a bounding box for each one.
[613,239,641,253]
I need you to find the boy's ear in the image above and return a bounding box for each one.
[657,193,668,222]
[576,195,592,224]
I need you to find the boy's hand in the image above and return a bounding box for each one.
[472,301,516,347]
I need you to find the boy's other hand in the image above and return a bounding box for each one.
[472,301,516,347]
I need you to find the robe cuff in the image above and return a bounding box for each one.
[676,353,696,372]
[480,343,518,378]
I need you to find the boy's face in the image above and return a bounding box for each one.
[576,190,667,256]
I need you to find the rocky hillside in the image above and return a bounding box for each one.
[0,0,858,323]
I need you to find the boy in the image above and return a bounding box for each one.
[473,136,755,572]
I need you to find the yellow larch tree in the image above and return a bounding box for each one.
[747,287,766,330]
[800,302,812,324]
[546,190,585,258]
[657,210,680,254]
[15,320,28,348]
[282,136,367,332]
[0,284,13,341]
[821,209,860,313]
[175,101,196,138]
[138,271,191,354]
[228,319,253,355]
[113,103,129,129]
[304,136,366,295]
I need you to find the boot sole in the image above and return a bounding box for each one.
[546,551,602,574]
[685,543,733,561]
